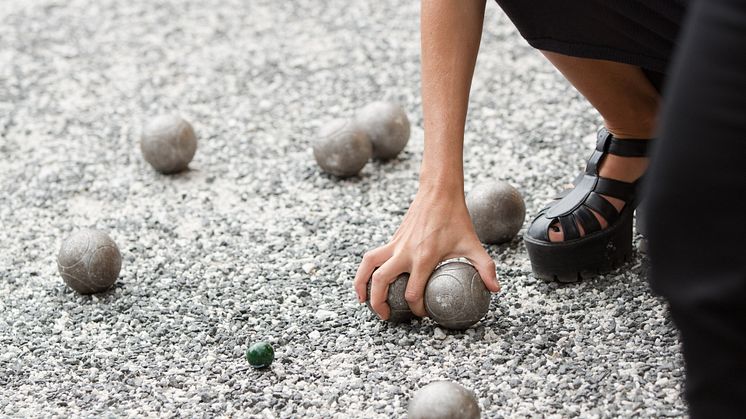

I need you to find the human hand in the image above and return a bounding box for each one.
[353,182,501,320]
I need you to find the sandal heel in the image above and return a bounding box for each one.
[525,209,634,282]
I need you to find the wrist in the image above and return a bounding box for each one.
[420,155,463,188]
[418,172,464,197]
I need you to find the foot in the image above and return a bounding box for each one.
[547,133,650,242]
[523,128,653,281]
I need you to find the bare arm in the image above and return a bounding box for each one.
[354,0,499,319]
[420,0,486,192]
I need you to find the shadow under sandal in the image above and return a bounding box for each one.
[524,128,651,282]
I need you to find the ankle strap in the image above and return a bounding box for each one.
[596,128,652,157]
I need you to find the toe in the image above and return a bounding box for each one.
[548,222,564,242]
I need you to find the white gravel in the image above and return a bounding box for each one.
[0,0,685,417]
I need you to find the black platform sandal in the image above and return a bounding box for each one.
[524,128,651,282]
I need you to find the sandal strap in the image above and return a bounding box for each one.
[608,137,651,157]
[595,177,636,201]
[559,214,581,241]
[596,128,652,157]
[584,192,620,224]
[574,206,602,235]
[546,174,596,218]
[555,188,572,199]
[531,128,651,242]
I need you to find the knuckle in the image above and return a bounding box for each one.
[370,300,386,312]
[362,250,376,262]
[371,270,385,283]
[404,289,422,304]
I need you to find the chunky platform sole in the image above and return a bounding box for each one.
[524,209,634,283]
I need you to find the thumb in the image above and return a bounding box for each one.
[468,250,500,293]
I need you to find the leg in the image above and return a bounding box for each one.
[646,0,746,416]
[542,52,660,139]
[540,53,660,241]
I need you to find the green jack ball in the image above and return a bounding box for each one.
[246,342,274,369]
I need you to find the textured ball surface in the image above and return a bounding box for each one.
[424,261,491,330]
[466,180,526,244]
[313,119,372,178]
[141,114,198,174]
[366,273,418,323]
[57,229,122,294]
[245,342,274,369]
[408,381,481,419]
[354,101,410,160]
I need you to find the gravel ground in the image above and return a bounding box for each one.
[0,1,686,417]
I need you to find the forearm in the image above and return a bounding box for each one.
[420,0,486,191]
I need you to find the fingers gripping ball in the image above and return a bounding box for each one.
[408,381,481,419]
[424,261,491,330]
[354,101,410,160]
[246,342,274,369]
[366,274,419,323]
[466,180,526,244]
[141,115,198,174]
[313,119,372,178]
[57,229,122,294]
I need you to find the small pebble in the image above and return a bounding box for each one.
[315,309,338,321]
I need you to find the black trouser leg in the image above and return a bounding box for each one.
[645,0,746,417]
